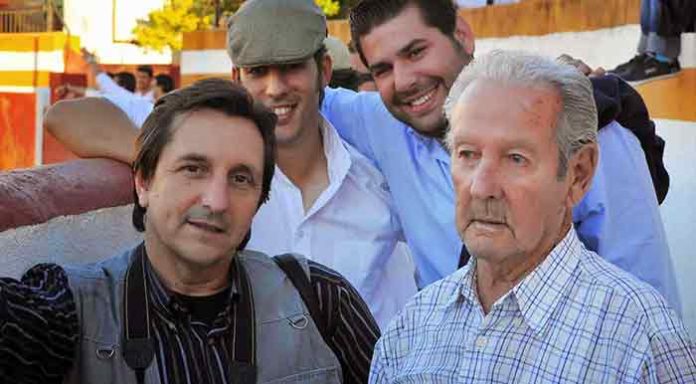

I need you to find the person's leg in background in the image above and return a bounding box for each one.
[612,0,682,84]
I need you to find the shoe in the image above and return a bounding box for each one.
[619,55,681,86]
[609,53,649,77]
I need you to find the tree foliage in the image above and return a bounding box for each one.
[132,0,346,52]
[315,0,340,17]
[132,0,209,52]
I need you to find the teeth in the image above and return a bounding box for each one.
[410,89,435,107]
[273,106,292,116]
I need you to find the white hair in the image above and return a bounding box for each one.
[444,50,598,176]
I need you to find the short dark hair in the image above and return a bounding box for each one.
[115,71,136,92]
[349,0,459,67]
[155,74,175,94]
[329,69,360,91]
[313,45,328,106]
[132,78,277,232]
[136,65,154,78]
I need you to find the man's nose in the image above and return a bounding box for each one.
[265,70,289,99]
[393,63,417,94]
[201,175,230,212]
[470,159,503,200]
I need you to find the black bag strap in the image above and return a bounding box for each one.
[123,245,154,384]
[272,254,329,343]
[230,260,257,382]
[123,246,257,384]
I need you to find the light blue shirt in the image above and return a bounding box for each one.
[321,87,681,312]
[369,229,695,383]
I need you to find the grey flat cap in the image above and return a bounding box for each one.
[227,0,327,67]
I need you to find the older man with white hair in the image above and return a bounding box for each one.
[369,50,695,384]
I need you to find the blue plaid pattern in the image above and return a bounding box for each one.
[370,229,695,383]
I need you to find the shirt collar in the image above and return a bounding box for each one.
[405,126,451,164]
[453,228,582,335]
[273,115,352,189]
[320,114,352,186]
[143,247,240,322]
[512,228,581,335]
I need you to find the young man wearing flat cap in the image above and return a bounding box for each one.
[227,0,417,330]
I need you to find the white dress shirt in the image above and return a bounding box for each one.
[248,116,418,328]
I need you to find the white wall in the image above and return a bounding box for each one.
[63,0,171,64]
[655,119,696,338]
[0,205,141,278]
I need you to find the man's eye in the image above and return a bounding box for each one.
[408,47,425,59]
[247,67,268,77]
[231,173,253,186]
[371,67,390,79]
[458,150,477,160]
[508,153,527,165]
[181,165,204,175]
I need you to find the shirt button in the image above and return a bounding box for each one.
[296,229,304,238]
[475,336,487,349]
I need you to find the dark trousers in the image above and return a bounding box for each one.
[638,0,695,58]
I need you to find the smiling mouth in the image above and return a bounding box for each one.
[271,104,297,121]
[402,86,438,114]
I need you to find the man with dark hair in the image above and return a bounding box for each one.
[228,0,417,328]
[115,71,136,93]
[0,78,379,383]
[135,64,155,100]
[348,40,377,92]
[320,0,680,309]
[154,73,175,99]
[43,0,418,329]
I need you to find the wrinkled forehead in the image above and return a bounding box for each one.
[449,80,562,142]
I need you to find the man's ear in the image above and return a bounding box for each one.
[134,171,151,208]
[321,54,333,88]
[454,14,475,56]
[566,143,598,206]
[231,67,241,83]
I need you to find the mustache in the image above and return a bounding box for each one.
[466,200,508,225]
[184,206,230,231]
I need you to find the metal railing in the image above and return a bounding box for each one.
[0,6,56,33]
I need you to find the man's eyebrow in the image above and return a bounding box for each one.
[368,39,428,73]
[176,153,209,164]
[397,39,428,58]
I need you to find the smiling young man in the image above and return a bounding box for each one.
[320,0,680,310]
[369,50,695,384]
[227,0,417,328]
[0,79,379,383]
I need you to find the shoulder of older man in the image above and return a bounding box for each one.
[574,249,685,337]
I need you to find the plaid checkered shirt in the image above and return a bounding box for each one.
[370,229,695,383]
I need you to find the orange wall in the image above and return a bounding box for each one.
[0,92,35,170]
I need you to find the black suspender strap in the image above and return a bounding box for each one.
[272,254,329,342]
[123,245,154,384]
[229,259,257,383]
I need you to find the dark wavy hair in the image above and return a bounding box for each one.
[349,0,459,67]
[131,78,277,239]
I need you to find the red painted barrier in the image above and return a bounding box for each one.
[0,158,133,231]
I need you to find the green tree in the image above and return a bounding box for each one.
[133,0,345,52]
[132,0,210,52]
[315,0,340,17]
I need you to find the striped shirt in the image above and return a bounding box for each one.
[0,252,379,384]
[370,229,695,383]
